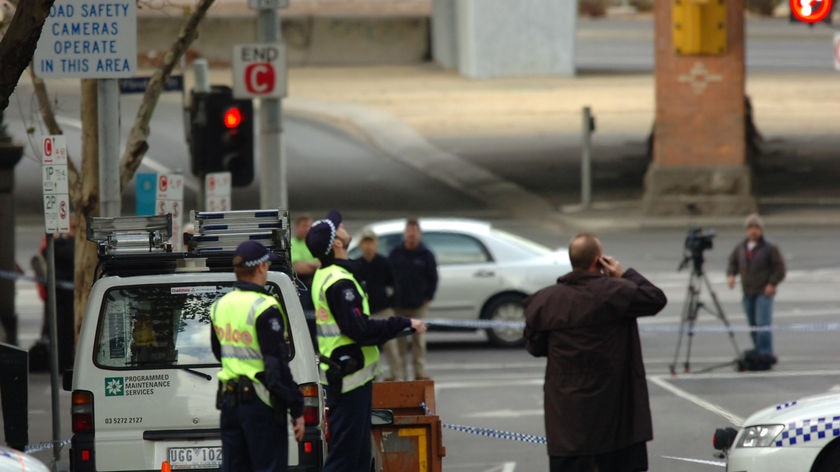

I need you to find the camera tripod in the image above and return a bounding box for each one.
[669,253,742,375]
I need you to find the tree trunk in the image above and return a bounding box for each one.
[75,79,99,338]
[0,0,54,113]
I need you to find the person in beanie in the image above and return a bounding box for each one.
[306,210,426,472]
[211,240,305,472]
[727,213,786,362]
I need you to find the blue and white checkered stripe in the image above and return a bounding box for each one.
[776,416,840,447]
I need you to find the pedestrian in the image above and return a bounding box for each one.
[290,213,320,312]
[524,233,667,472]
[350,229,400,381]
[387,217,438,381]
[29,216,77,371]
[210,240,305,472]
[727,213,786,363]
[305,210,426,472]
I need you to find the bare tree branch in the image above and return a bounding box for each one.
[119,0,215,191]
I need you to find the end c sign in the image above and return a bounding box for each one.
[233,43,287,99]
[245,63,276,94]
[790,0,833,22]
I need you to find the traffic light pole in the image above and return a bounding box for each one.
[257,6,288,210]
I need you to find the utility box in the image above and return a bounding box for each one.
[673,0,727,55]
[372,380,445,472]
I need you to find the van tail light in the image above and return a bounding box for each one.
[300,383,320,426]
[72,390,95,433]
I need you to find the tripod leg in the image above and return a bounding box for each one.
[702,273,742,358]
[670,273,700,375]
[683,297,702,374]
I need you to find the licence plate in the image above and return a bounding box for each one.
[167,446,222,469]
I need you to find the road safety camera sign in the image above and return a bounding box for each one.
[42,136,71,234]
[33,0,137,78]
[233,43,287,99]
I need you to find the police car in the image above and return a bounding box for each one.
[0,446,50,472]
[713,392,840,471]
[66,210,324,471]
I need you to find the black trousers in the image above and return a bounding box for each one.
[324,381,372,472]
[550,442,648,472]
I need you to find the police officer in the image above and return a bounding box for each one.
[305,210,426,472]
[211,240,305,472]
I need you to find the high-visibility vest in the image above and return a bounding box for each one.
[211,289,283,406]
[312,264,380,393]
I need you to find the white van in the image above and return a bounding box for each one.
[66,210,324,472]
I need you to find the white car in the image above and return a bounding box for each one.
[0,447,50,472]
[713,392,840,471]
[348,218,571,347]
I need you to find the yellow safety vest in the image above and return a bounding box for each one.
[210,289,283,406]
[312,264,380,393]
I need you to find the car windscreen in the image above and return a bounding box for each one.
[93,282,292,369]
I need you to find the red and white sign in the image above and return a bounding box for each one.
[834,32,840,71]
[205,172,232,212]
[155,173,185,251]
[790,0,833,23]
[232,43,286,99]
[41,135,70,234]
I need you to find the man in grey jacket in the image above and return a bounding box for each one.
[727,213,786,360]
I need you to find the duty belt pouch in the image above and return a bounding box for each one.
[237,377,257,404]
[331,345,364,376]
[215,381,223,410]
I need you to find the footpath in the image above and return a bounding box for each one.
[253,65,840,233]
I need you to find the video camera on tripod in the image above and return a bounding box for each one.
[678,227,716,273]
[670,226,742,375]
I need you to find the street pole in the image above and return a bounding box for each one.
[44,234,61,465]
[580,106,594,209]
[257,5,287,210]
[99,79,122,217]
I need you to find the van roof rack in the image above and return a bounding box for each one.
[186,209,292,274]
[89,210,292,278]
[87,214,173,256]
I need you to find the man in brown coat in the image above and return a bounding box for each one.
[524,233,667,472]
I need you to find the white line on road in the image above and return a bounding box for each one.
[662,455,725,468]
[466,409,543,419]
[648,375,744,427]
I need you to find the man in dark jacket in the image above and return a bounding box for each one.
[524,233,667,472]
[727,213,786,359]
[387,218,438,380]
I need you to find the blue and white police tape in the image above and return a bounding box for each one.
[418,401,547,445]
[24,438,71,454]
[423,318,840,333]
[442,423,547,444]
[0,269,74,290]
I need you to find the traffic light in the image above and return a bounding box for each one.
[189,85,254,187]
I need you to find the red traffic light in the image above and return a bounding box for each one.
[223,107,243,129]
[790,0,833,22]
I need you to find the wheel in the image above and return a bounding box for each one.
[813,442,840,472]
[481,294,527,348]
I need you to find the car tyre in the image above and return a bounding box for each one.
[814,441,840,472]
[481,294,527,348]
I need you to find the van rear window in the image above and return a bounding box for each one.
[94,282,293,369]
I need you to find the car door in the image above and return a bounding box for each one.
[420,231,503,320]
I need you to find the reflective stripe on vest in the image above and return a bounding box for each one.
[211,289,282,406]
[312,264,380,393]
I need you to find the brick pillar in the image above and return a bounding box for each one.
[642,0,757,216]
